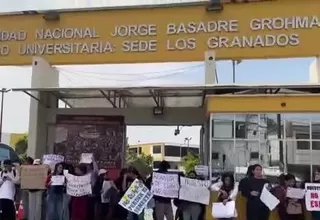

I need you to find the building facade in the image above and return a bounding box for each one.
[129,142,199,170]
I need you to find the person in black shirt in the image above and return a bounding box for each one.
[153,161,173,220]
[242,164,270,220]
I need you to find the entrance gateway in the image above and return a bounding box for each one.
[2,0,320,219]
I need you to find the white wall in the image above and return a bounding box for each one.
[309,58,320,83]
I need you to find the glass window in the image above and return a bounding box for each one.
[153,145,161,154]
[181,147,199,157]
[129,148,137,154]
[164,145,180,157]
[153,161,161,169]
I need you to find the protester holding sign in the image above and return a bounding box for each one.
[0,159,20,220]
[69,164,90,220]
[272,173,304,220]
[241,164,271,220]
[151,160,175,220]
[179,171,206,220]
[311,168,320,220]
[210,173,238,220]
[46,162,66,220]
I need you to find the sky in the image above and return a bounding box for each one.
[0,0,317,145]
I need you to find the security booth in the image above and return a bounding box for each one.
[205,84,320,220]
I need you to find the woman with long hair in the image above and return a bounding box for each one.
[242,164,270,220]
[46,162,66,220]
[210,172,239,220]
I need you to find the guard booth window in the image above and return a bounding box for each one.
[129,148,137,154]
[164,145,181,157]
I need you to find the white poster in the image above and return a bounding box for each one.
[51,175,65,186]
[80,153,93,164]
[260,186,279,211]
[212,201,236,218]
[195,165,209,177]
[179,177,211,205]
[119,179,153,214]
[151,173,179,198]
[42,154,64,166]
[305,183,320,211]
[286,187,305,199]
[65,174,92,197]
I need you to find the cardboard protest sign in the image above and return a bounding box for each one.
[79,153,93,164]
[286,187,305,199]
[65,174,92,197]
[119,179,152,214]
[151,173,179,198]
[305,183,320,211]
[179,177,211,205]
[20,165,48,189]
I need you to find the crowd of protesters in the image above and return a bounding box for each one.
[0,157,320,220]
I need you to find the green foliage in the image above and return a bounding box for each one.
[126,151,153,178]
[181,151,200,174]
[15,135,28,161]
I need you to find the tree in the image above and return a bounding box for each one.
[181,152,200,174]
[15,135,28,160]
[126,151,153,178]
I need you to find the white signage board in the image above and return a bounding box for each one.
[179,177,211,205]
[151,173,179,198]
[212,201,236,219]
[195,165,209,177]
[305,183,320,211]
[42,154,64,166]
[80,153,93,164]
[119,179,153,214]
[51,175,65,186]
[65,174,92,197]
[286,187,305,199]
[260,186,279,211]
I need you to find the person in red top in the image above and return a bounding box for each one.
[70,164,89,220]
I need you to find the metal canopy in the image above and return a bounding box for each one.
[10,84,320,108]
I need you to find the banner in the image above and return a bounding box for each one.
[42,154,64,166]
[151,173,179,198]
[65,174,92,197]
[305,183,320,211]
[119,179,152,214]
[53,115,125,178]
[179,177,211,205]
[20,165,48,189]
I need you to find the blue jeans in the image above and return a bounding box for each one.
[46,191,64,220]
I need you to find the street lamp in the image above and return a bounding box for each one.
[184,137,192,151]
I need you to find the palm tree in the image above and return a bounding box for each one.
[15,135,28,160]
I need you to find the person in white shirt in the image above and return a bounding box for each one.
[0,159,20,220]
[210,173,239,220]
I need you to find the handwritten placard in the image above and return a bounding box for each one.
[65,174,92,197]
[195,165,209,177]
[42,154,64,166]
[151,173,179,198]
[305,183,320,211]
[20,165,48,189]
[286,187,305,199]
[80,153,93,164]
[119,179,152,214]
[179,177,211,205]
[51,175,65,186]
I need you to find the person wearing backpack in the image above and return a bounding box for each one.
[0,159,20,220]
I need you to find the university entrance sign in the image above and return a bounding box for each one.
[0,0,319,65]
